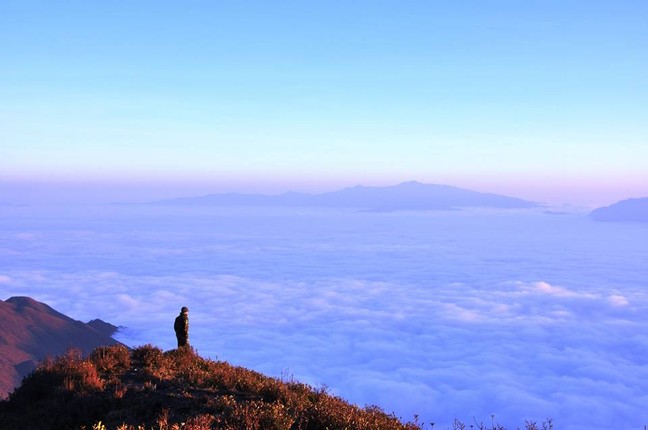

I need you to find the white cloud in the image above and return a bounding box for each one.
[531,281,570,295]
[609,294,630,307]
[519,281,596,299]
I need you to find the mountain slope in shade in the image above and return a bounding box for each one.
[0,296,122,398]
[590,197,648,222]
[153,181,538,210]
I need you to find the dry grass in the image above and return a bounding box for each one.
[0,345,419,430]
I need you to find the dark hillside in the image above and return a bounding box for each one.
[0,296,122,398]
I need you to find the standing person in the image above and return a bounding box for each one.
[174,306,189,348]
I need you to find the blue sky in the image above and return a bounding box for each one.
[1,0,647,205]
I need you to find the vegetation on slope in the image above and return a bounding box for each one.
[0,345,553,430]
[0,345,420,430]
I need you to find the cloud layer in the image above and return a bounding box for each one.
[1,205,647,429]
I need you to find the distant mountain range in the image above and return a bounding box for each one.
[590,197,648,222]
[151,181,538,211]
[0,297,122,398]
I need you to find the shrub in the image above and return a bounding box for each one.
[16,348,104,398]
[91,345,132,376]
[131,344,165,376]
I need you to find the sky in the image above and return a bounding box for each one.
[1,0,647,206]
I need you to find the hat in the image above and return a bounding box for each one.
[181,306,189,313]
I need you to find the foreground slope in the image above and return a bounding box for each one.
[0,345,420,430]
[0,296,121,398]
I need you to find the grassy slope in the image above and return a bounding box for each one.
[0,345,420,430]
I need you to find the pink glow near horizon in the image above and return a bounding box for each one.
[2,174,645,208]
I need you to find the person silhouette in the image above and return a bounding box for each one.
[174,306,189,348]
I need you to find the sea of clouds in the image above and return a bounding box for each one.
[1,205,647,429]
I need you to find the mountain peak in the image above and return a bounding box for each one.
[6,296,40,307]
[5,296,60,317]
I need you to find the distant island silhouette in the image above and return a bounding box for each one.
[590,197,648,222]
[150,181,538,211]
